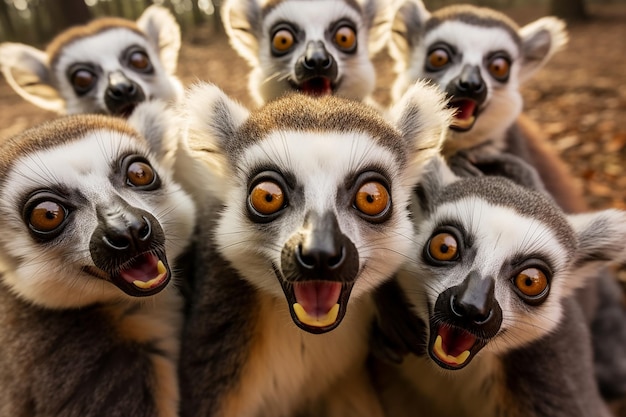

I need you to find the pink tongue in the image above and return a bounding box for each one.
[301,78,332,96]
[452,100,476,120]
[439,325,476,357]
[119,253,159,284]
[293,281,342,317]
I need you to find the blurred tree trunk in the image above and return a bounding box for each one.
[550,0,588,21]
[0,0,15,41]
[49,0,91,28]
[191,0,205,26]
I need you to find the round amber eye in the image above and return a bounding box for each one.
[71,69,95,91]
[355,182,389,216]
[488,56,510,81]
[250,181,285,215]
[127,161,155,187]
[334,26,356,52]
[428,233,458,261]
[514,268,548,297]
[129,50,151,71]
[272,29,295,53]
[29,201,66,232]
[427,49,450,69]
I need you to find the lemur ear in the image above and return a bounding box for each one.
[358,0,394,56]
[389,80,452,186]
[182,82,249,159]
[518,17,567,84]
[0,42,65,112]
[414,155,458,215]
[221,0,263,66]
[567,209,626,288]
[388,0,430,70]
[137,5,181,75]
[127,100,179,169]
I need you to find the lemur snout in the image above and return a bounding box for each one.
[105,71,145,116]
[285,211,358,283]
[100,209,153,253]
[447,65,487,102]
[437,271,502,335]
[295,41,338,84]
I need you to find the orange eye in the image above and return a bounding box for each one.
[71,69,96,92]
[427,49,450,69]
[354,181,389,217]
[272,29,295,53]
[514,268,548,297]
[428,233,458,261]
[29,201,66,232]
[334,26,357,52]
[250,181,285,215]
[128,50,151,71]
[127,161,155,187]
[488,56,510,81]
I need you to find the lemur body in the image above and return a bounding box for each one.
[388,1,585,213]
[0,106,195,416]
[371,157,623,417]
[221,0,390,105]
[178,82,451,417]
[0,5,181,116]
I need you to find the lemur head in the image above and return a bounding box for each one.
[0,102,195,309]
[399,157,626,370]
[183,81,451,333]
[222,0,391,105]
[0,5,182,116]
[388,1,567,152]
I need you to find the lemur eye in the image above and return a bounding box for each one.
[272,29,295,54]
[354,181,389,217]
[128,50,152,72]
[70,69,96,93]
[29,201,66,233]
[514,268,548,297]
[488,56,511,81]
[249,181,285,215]
[427,48,450,70]
[427,233,459,262]
[334,26,357,52]
[127,161,156,187]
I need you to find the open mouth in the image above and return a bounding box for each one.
[296,77,334,96]
[428,322,487,370]
[83,251,171,297]
[448,99,479,131]
[280,278,354,334]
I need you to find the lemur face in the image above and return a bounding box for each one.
[0,113,195,309]
[222,0,390,105]
[389,1,567,150]
[0,6,182,116]
[183,82,450,333]
[400,166,626,370]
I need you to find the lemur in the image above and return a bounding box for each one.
[0,103,196,417]
[221,0,391,105]
[387,1,626,401]
[0,5,182,116]
[177,81,452,417]
[387,0,586,213]
[370,156,624,417]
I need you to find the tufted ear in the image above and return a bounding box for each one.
[387,0,430,71]
[518,16,568,84]
[0,42,65,112]
[221,0,263,66]
[388,80,452,187]
[137,5,181,75]
[567,210,626,291]
[357,0,394,56]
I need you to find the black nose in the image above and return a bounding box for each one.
[303,41,332,71]
[455,64,486,95]
[101,212,152,253]
[435,271,503,338]
[295,41,338,82]
[105,71,145,115]
[281,211,359,283]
